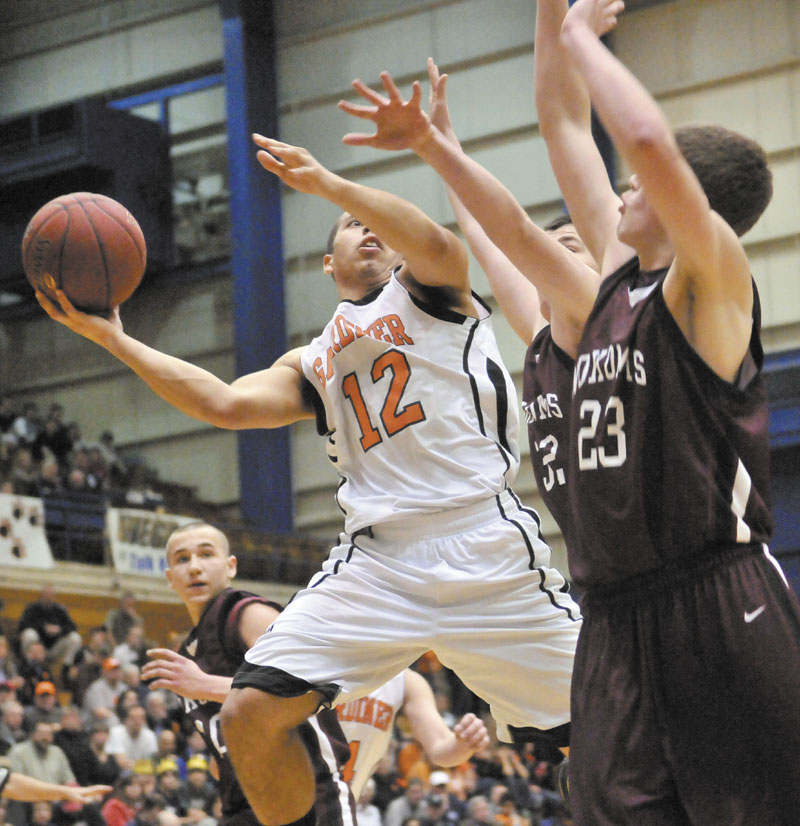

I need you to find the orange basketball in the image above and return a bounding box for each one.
[21,192,147,314]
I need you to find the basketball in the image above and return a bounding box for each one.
[21,192,147,314]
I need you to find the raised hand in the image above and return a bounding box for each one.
[252,135,331,196]
[565,0,625,36]
[340,71,433,151]
[426,58,456,142]
[35,289,122,346]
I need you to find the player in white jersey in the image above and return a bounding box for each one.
[37,134,580,826]
[337,669,488,801]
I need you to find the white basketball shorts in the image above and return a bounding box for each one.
[241,489,581,742]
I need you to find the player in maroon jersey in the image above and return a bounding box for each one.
[550,1,800,823]
[141,523,354,826]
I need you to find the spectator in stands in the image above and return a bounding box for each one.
[426,770,465,825]
[182,729,209,766]
[112,626,147,670]
[10,402,39,449]
[69,626,110,707]
[100,772,142,826]
[8,722,75,786]
[123,465,164,510]
[68,449,102,492]
[0,701,26,756]
[153,730,186,782]
[23,683,62,734]
[180,756,216,819]
[82,658,124,723]
[0,637,22,692]
[121,665,149,706]
[0,398,16,437]
[115,689,139,719]
[105,705,157,772]
[384,778,427,826]
[17,585,83,672]
[8,447,39,497]
[354,777,382,826]
[459,795,494,826]
[17,643,54,706]
[97,432,128,488]
[106,594,144,648]
[132,761,158,798]
[53,705,92,779]
[154,760,185,818]
[30,800,55,826]
[127,793,168,826]
[31,405,72,469]
[36,461,63,498]
[80,722,120,789]
[142,693,171,739]
[65,467,90,493]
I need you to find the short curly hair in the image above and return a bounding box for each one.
[674,123,772,237]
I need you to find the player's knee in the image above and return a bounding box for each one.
[220,687,290,740]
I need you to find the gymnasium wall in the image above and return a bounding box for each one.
[0,0,799,579]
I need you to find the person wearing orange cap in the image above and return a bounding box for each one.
[23,683,61,734]
[82,658,124,724]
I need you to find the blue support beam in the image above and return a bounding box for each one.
[219,0,292,533]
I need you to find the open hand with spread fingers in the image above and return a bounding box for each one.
[340,71,434,151]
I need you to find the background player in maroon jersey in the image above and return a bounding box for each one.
[141,523,354,826]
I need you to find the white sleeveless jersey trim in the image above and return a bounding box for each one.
[337,671,406,799]
[300,276,520,534]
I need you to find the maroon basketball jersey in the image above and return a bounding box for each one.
[522,325,576,551]
[179,589,352,823]
[568,258,773,588]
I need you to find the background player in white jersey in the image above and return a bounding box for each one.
[37,133,581,826]
[337,668,488,801]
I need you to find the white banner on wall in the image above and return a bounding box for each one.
[0,493,54,568]
[107,508,194,577]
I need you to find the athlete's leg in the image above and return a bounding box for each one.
[221,688,322,826]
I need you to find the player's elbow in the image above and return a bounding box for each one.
[625,118,677,168]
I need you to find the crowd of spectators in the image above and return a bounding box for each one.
[0,398,165,510]
[0,590,569,826]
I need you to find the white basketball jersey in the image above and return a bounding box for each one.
[337,671,406,799]
[300,275,520,534]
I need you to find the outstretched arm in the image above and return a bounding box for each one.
[341,71,598,347]
[535,0,632,275]
[427,59,546,345]
[561,0,755,381]
[36,290,313,429]
[252,134,469,297]
[0,769,110,804]
[402,670,489,767]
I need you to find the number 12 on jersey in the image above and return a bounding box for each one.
[342,350,426,452]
